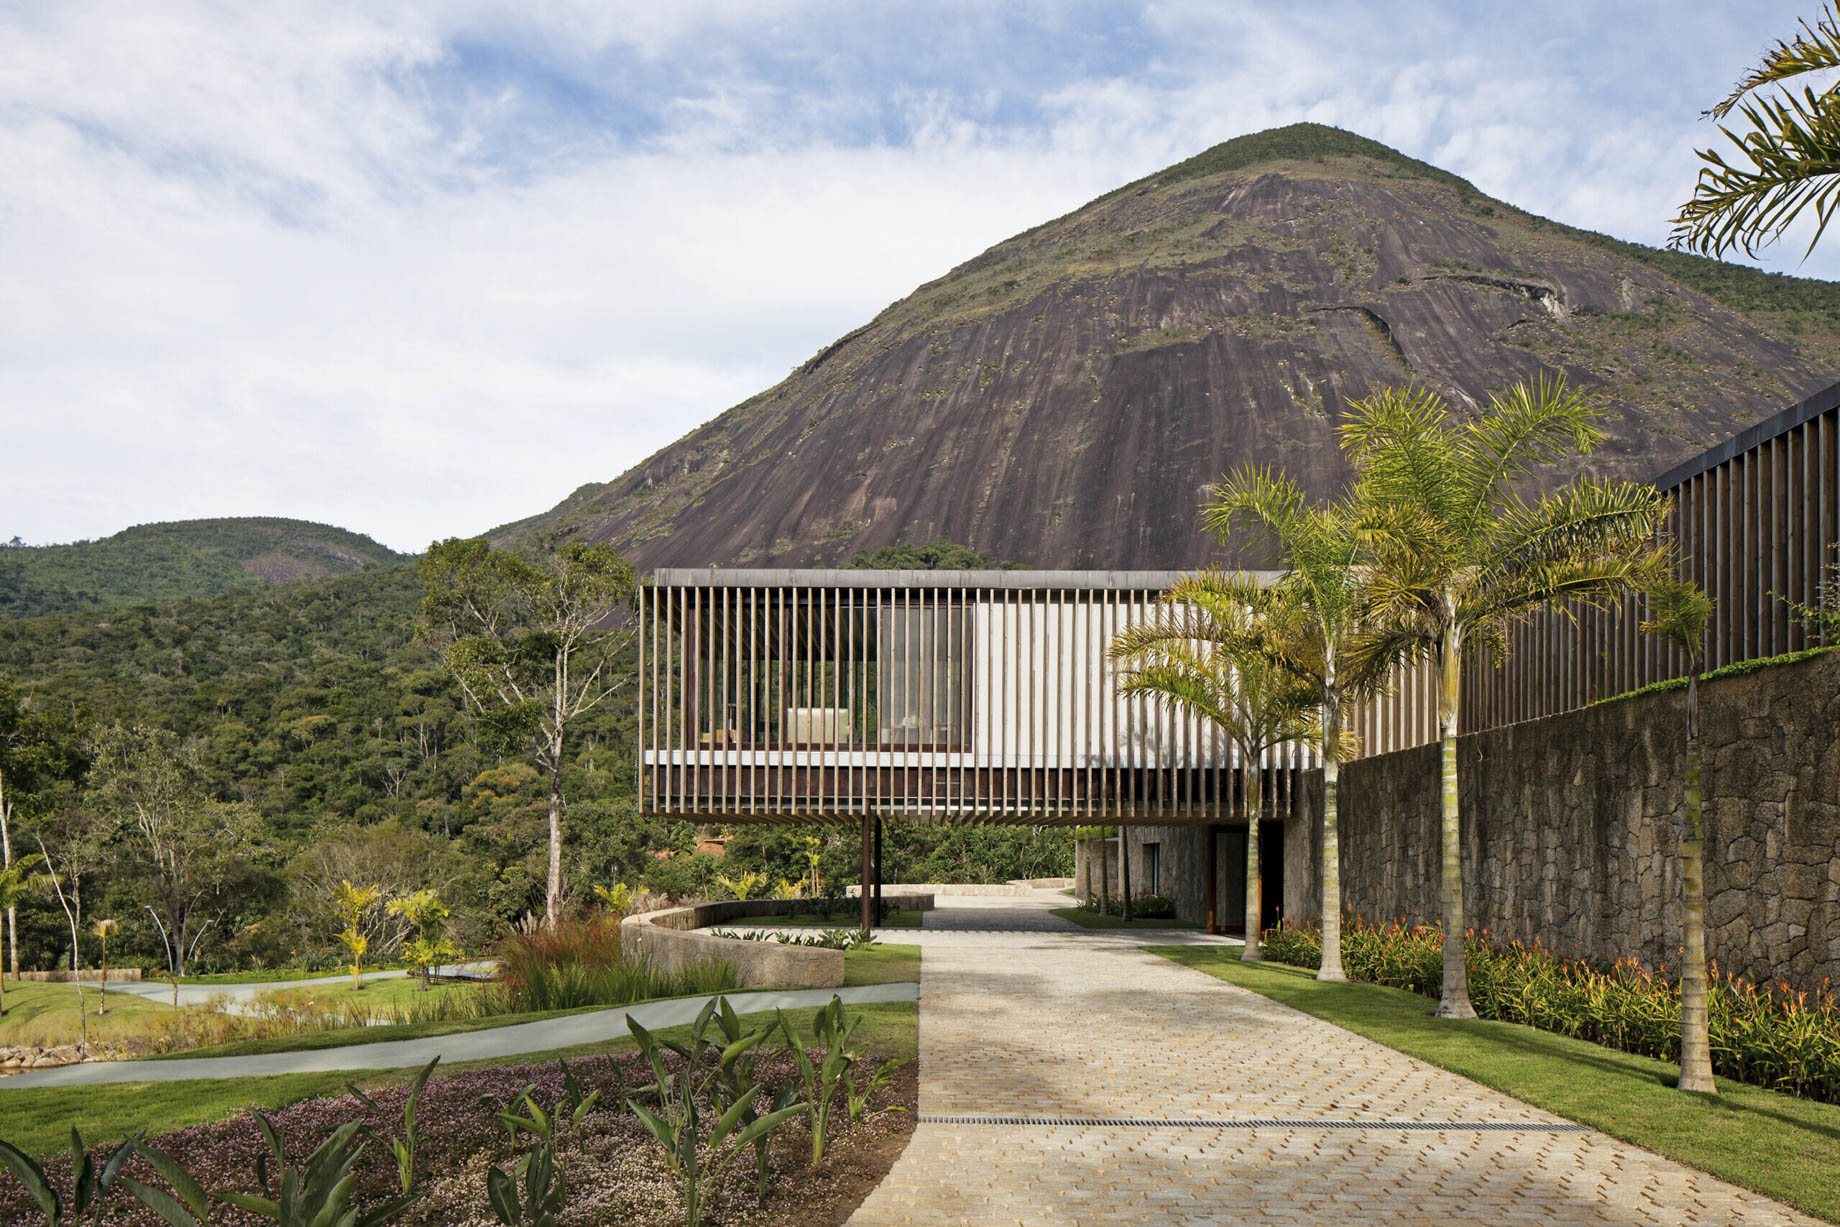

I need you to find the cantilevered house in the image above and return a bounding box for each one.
[633,569,1399,929]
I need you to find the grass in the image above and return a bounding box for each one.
[1050,907,1196,930]
[841,942,922,986]
[0,1000,920,1158]
[0,982,192,1048]
[1151,948,1840,1225]
[253,975,474,1011]
[730,909,926,929]
[148,943,920,1059]
[171,966,403,985]
[0,1073,357,1158]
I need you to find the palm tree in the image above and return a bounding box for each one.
[1344,376,1666,1018]
[0,854,45,1017]
[1111,572,1319,959]
[1642,579,1719,1094]
[91,917,120,1015]
[1672,5,1840,258]
[332,880,382,991]
[1203,468,1387,982]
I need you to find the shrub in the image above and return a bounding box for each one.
[492,916,736,1013]
[1263,917,1840,1102]
[1078,892,1176,919]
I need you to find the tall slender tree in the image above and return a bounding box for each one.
[1344,376,1666,1018]
[1642,579,1720,1094]
[1203,469,1387,982]
[91,917,120,1016]
[0,681,86,981]
[1111,573,1318,959]
[0,854,45,1017]
[420,540,637,929]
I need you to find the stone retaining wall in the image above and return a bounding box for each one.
[621,900,849,989]
[1311,649,1840,988]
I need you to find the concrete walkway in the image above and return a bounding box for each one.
[0,983,917,1088]
[848,889,1819,1226]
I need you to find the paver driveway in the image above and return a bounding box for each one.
[849,890,1819,1226]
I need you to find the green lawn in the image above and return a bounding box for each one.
[172,966,402,985]
[1050,907,1196,930]
[0,1072,357,1158]
[253,975,479,1012]
[729,909,926,929]
[0,1000,919,1158]
[1151,948,1840,1225]
[149,943,920,1059]
[842,942,922,986]
[0,982,195,1048]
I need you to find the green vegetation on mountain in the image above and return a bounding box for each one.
[1117,124,1840,327]
[0,517,405,618]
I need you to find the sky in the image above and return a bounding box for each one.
[2,1,1834,553]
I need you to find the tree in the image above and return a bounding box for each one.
[1110,572,1319,959]
[1203,468,1386,982]
[1643,579,1720,1094]
[90,724,261,979]
[91,917,119,1016]
[1343,376,1667,1018]
[332,881,383,991]
[419,539,638,929]
[32,834,89,1046]
[388,888,458,991]
[846,540,1023,569]
[0,680,86,980]
[1672,5,1840,258]
[0,853,45,1016]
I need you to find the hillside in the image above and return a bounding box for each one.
[500,123,1840,570]
[0,517,406,618]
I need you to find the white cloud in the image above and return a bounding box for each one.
[2,1,1834,552]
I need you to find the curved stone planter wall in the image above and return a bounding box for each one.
[620,900,853,989]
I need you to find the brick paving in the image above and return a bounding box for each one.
[848,891,1821,1226]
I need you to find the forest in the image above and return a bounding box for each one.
[0,546,1067,977]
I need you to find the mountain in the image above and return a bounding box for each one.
[0,517,407,618]
[500,124,1840,570]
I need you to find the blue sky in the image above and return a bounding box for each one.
[1,2,1831,551]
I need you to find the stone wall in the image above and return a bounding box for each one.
[1321,649,1840,988]
[621,900,845,989]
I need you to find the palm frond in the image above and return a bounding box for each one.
[1641,578,1715,669]
[1673,86,1840,258]
[1710,5,1840,119]
[1464,376,1605,521]
[1340,386,1464,526]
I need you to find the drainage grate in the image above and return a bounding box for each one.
[918,1114,1589,1133]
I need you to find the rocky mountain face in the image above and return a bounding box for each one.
[0,517,406,617]
[503,125,1840,570]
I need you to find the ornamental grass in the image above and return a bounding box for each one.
[1261,917,1840,1102]
[491,915,737,1013]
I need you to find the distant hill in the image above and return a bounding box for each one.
[498,122,1840,570]
[0,517,407,618]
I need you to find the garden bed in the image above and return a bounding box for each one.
[0,1026,919,1225]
